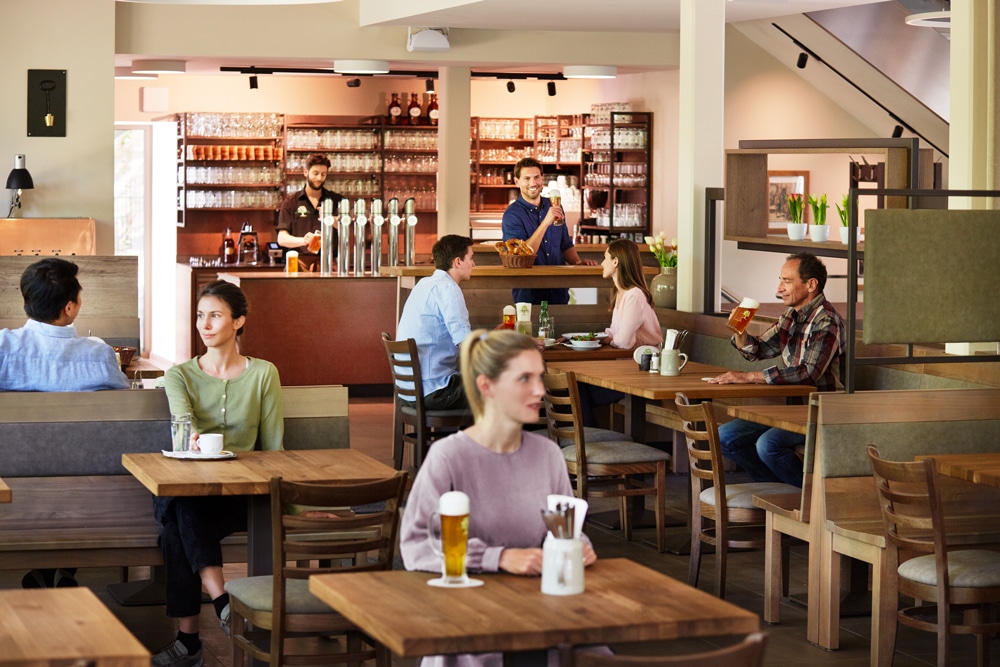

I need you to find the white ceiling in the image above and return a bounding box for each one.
[116,0,890,75]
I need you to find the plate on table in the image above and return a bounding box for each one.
[633,345,659,363]
[427,577,485,588]
[563,340,602,350]
[562,332,607,341]
[161,450,236,461]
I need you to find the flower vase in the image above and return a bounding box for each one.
[650,266,677,309]
[786,223,807,241]
[839,226,851,244]
[810,224,830,243]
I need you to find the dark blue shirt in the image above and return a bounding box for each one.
[501,196,574,305]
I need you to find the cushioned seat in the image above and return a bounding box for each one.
[562,441,671,465]
[699,482,799,510]
[557,427,631,449]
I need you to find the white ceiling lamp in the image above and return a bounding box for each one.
[115,67,157,80]
[333,60,390,75]
[904,10,950,29]
[131,59,187,75]
[407,28,450,53]
[563,66,617,80]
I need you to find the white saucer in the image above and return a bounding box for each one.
[633,345,658,363]
[427,577,485,588]
[161,450,236,461]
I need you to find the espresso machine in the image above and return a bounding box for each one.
[237,223,259,265]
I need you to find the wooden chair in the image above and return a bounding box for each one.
[226,471,408,667]
[381,333,473,470]
[560,632,768,667]
[675,394,798,599]
[867,445,1000,667]
[542,370,669,553]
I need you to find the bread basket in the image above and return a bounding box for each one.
[501,253,536,269]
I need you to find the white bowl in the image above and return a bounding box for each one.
[569,339,602,350]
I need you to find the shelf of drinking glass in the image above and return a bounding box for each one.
[184,183,283,189]
[286,147,380,154]
[185,207,279,212]
[185,136,282,142]
[284,171,381,178]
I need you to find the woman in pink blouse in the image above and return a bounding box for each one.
[601,238,663,349]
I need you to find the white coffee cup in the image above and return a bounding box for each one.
[198,433,224,456]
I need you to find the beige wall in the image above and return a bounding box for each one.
[1,0,116,254]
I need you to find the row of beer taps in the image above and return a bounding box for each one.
[318,197,418,276]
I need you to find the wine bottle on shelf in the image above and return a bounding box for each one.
[408,93,422,126]
[221,227,236,265]
[388,92,403,126]
[426,93,439,126]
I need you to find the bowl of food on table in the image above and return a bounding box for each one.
[562,332,606,350]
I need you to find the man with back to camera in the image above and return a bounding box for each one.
[708,252,845,487]
[395,235,476,410]
[276,153,345,272]
[502,157,596,305]
[0,257,129,588]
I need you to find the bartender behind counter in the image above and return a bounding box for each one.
[276,154,345,272]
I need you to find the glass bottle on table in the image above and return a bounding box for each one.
[537,301,553,340]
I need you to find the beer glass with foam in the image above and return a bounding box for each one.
[549,190,564,226]
[726,297,759,335]
[428,491,470,585]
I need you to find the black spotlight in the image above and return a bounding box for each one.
[547,81,556,97]
[248,75,258,90]
[346,78,361,88]
[506,80,516,93]
[425,78,435,93]
[891,125,904,138]
[796,52,809,69]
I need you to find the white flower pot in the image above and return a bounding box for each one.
[839,226,850,244]
[810,224,830,243]
[786,223,807,241]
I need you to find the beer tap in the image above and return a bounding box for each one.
[320,199,336,276]
[337,198,351,275]
[370,199,384,276]
[404,198,417,267]
[387,198,401,268]
[353,199,367,276]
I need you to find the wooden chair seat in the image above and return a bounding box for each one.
[543,371,668,553]
[700,482,798,510]
[557,427,634,449]
[561,632,768,667]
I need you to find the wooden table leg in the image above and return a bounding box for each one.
[247,494,271,577]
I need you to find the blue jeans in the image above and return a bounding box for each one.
[156,495,247,618]
[718,418,804,487]
[577,384,625,428]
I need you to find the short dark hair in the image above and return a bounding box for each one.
[514,157,542,180]
[198,280,249,336]
[306,154,331,170]
[432,235,474,272]
[21,258,82,323]
[787,252,828,292]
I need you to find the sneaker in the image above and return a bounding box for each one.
[151,639,203,667]
[219,603,231,638]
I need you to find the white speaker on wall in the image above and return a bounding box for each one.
[407,28,450,53]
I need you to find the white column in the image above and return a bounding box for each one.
[947,0,998,354]
[437,67,472,237]
[676,0,726,312]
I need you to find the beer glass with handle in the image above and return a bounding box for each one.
[428,491,470,585]
[726,297,759,335]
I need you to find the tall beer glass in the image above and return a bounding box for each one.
[726,297,759,335]
[429,491,470,585]
[549,191,564,226]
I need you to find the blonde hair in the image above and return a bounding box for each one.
[459,329,540,420]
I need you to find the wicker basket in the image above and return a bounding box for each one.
[500,253,536,269]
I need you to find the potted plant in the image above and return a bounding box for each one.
[807,194,829,242]
[786,193,806,240]
[835,194,851,244]
[644,232,678,309]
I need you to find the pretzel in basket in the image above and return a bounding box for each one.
[494,239,534,256]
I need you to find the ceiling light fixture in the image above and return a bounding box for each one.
[904,10,951,29]
[346,78,361,88]
[796,52,809,69]
[333,60,390,75]
[891,125,904,138]
[547,81,557,97]
[425,78,436,94]
[114,67,157,80]
[562,65,617,79]
[506,81,516,93]
[6,154,34,218]
[249,75,258,90]
[131,59,187,75]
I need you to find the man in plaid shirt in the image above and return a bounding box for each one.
[708,253,845,487]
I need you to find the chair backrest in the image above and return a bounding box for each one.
[381,332,426,413]
[565,631,767,667]
[675,394,727,498]
[542,371,588,470]
[866,446,944,569]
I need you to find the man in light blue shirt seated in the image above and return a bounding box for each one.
[396,235,475,410]
[0,257,130,392]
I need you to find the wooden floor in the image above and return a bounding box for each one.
[1,396,994,666]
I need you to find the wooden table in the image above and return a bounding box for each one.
[726,404,810,435]
[122,449,396,575]
[547,359,815,441]
[919,452,1000,488]
[0,588,148,666]
[309,557,758,666]
[0,476,9,503]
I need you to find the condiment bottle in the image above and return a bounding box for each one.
[537,301,553,340]
[649,351,660,373]
[221,227,236,265]
[426,93,439,126]
[408,93,422,126]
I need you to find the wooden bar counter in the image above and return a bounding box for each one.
[219,271,397,387]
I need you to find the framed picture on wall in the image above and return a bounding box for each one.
[768,171,809,229]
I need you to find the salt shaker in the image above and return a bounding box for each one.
[649,351,660,373]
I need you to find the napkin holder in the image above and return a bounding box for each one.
[541,534,584,596]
